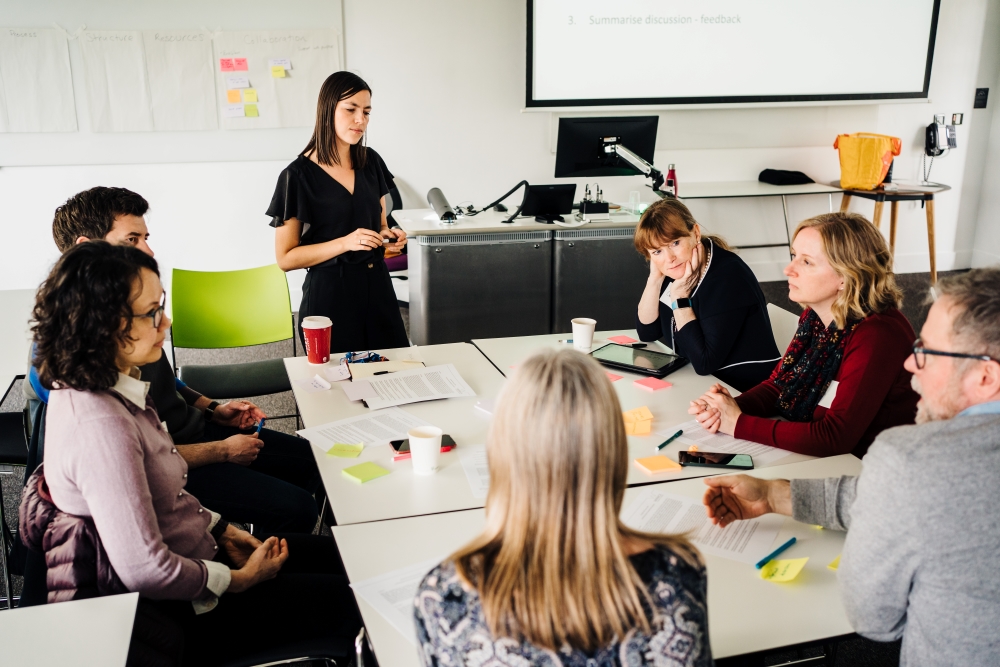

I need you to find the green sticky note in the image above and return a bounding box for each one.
[760,557,809,582]
[342,461,389,483]
[329,442,363,458]
[827,554,841,571]
[244,103,259,117]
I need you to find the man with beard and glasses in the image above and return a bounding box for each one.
[699,267,1000,666]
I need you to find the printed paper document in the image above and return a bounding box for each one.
[621,488,784,564]
[661,419,791,465]
[351,557,442,646]
[297,408,431,451]
[460,446,490,499]
[357,364,476,410]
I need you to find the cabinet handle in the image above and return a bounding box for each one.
[567,242,575,247]
[435,248,442,253]
[533,244,540,248]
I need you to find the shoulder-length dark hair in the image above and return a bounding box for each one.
[301,71,372,169]
[33,241,159,392]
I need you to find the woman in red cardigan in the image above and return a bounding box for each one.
[689,212,918,458]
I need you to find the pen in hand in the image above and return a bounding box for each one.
[255,418,266,436]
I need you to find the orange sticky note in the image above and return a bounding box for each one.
[606,371,623,382]
[623,406,654,423]
[608,335,638,344]
[233,57,248,71]
[226,89,241,103]
[632,419,651,435]
[634,455,682,474]
[219,58,235,71]
[634,377,672,392]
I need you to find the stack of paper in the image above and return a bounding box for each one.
[623,406,654,435]
[297,407,433,451]
[343,364,476,410]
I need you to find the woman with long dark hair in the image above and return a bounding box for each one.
[268,71,408,352]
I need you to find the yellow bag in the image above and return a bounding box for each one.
[833,133,901,190]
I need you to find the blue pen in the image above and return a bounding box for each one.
[755,537,797,569]
[255,418,266,436]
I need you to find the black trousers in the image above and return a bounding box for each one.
[300,260,409,355]
[183,423,321,534]
[136,534,361,667]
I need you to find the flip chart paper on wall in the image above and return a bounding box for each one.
[142,31,217,132]
[79,30,153,132]
[213,30,340,130]
[0,28,77,132]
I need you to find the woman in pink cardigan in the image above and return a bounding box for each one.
[32,241,359,666]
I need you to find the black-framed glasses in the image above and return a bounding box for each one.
[912,337,998,369]
[132,290,166,329]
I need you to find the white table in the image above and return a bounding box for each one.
[0,592,138,665]
[333,455,860,666]
[285,343,506,525]
[473,330,813,486]
[0,288,36,389]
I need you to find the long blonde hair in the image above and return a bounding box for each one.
[451,349,700,652]
[794,212,902,329]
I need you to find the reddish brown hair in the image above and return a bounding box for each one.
[633,197,730,257]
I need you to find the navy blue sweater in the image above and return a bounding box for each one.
[636,242,781,392]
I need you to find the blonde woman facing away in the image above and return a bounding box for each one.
[414,349,711,666]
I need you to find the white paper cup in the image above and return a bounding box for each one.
[408,426,443,475]
[571,318,597,351]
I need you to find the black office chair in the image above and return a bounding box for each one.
[0,405,30,610]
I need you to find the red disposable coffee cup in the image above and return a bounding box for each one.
[301,316,333,364]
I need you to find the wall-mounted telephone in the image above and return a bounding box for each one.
[925,116,957,157]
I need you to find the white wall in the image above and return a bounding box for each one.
[972,0,1000,267]
[1,0,997,301]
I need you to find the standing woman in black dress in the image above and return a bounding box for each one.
[269,71,409,353]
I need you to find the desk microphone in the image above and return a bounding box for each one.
[427,188,457,223]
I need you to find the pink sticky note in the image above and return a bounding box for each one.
[606,371,623,382]
[634,376,672,392]
[233,57,248,71]
[219,58,235,71]
[609,335,638,344]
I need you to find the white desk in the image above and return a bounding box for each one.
[0,592,138,666]
[473,330,813,486]
[333,454,860,666]
[285,343,506,525]
[0,288,36,388]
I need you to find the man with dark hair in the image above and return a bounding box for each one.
[702,267,1000,666]
[29,187,321,534]
[51,186,153,255]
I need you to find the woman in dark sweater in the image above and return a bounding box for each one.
[690,212,919,458]
[635,198,780,391]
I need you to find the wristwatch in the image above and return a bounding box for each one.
[670,298,693,310]
[204,400,221,423]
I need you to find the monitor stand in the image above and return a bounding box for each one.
[534,215,565,223]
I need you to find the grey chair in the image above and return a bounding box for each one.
[0,379,30,610]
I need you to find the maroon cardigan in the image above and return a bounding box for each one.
[734,308,919,458]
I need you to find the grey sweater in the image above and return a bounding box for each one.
[790,413,1000,666]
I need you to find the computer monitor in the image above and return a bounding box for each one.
[520,184,576,223]
[554,116,658,178]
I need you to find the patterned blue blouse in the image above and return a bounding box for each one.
[413,545,711,666]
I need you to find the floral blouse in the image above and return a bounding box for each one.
[413,545,711,666]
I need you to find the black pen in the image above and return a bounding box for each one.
[656,429,684,451]
[373,371,390,375]
[630,343,647,348]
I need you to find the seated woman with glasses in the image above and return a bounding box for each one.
[689,212,919,458]
[414,349,711,666]
[31,242,359,665]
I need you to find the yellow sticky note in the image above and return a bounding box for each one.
[243,89,258,103]
[632,419,652,436]
[341,461,389,483]
[827,555,841,571]
[271,65,286,78]
[226,89,241,103]
[760,557,809,582]
[328,443,363,458]
[634,455,682,474]
[244,104,259,117]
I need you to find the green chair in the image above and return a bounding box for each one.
[170,264,296,410]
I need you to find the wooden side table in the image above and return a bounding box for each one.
[836,182,951,283]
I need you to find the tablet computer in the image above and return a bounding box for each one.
[590,343,688,378]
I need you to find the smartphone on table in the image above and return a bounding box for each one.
[390,435,456,461]
[677,451,753,470]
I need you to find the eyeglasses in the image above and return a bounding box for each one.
[911,337,998,369]
[132,291,166,329]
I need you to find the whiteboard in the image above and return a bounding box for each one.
[0,0,344,166]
